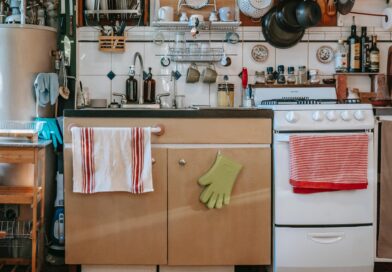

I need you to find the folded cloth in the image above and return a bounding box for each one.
[71,127,153,194]
[289,134,368,193]
[34,73,59,107]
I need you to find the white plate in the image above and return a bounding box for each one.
[250,0,271,10]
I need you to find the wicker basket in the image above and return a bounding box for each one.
[98,34,126,53]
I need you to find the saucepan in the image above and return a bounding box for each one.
[295,0,322,28]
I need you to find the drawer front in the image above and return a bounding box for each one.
[63,118,271,144]
[275,226,374,271]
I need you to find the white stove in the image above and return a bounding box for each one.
[253,86,375,272]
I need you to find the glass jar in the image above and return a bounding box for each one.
[287,66,296,84]
[217,83,234,107]
[335,39,348,73]
[266,67,275,84]
[298,66,307,84]
[277,65,286,84]
[255,71,266,84]
[309,69,320,84]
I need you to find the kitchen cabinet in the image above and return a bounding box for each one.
[168,148,271,265]
[64,148,168,265]
[63,114,272,266]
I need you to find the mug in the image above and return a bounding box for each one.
[175,95,185,109]
[179,11,188,22]
[186,63,200,83]
[219,7,233,22]
[158,6,174,22]
[202,64,217,84]
[209,11,218,22]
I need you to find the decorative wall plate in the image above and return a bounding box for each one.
[316,45,334,64]
[251,44,269,63]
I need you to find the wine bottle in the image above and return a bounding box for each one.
[369,35,380,73]
[348,17,360,72]
[360,27,370,72]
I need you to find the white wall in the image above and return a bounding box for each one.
[77,0,392,108]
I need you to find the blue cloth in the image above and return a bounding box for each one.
[34,73,59,107]
[35,118,63,151]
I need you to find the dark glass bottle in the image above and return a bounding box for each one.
[348,17,360,72]
[360,27,370,72]
[266,67,275,84]
[143,67,156,103]
[369,35,380,73]
[126,65,138,103]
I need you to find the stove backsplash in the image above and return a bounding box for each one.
[77,1,392,108]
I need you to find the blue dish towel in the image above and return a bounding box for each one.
[35,118,63,151]
[34,73,59,107]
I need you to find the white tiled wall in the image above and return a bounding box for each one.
[77,0,392,107]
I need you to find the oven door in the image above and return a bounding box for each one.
[274,132,375,225]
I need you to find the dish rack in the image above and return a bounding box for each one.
[167,46,224,62]
[0,121,44,142]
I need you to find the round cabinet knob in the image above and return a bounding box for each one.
[178,159,187,166]
[326,111,338,121]
[340,110,352,121]
[312,111,324,121]
[354,110,366,121]
[286,111,299,123]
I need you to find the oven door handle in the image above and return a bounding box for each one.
[308,232,345,244]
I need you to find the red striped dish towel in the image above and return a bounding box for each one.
[71,127,153,194]
[289,134,368,194]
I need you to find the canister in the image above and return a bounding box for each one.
[217,83,234,107]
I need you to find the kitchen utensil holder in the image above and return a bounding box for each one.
[167,46,225,62]
[99,34,126,53]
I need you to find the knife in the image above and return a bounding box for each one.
[69,0,73,37]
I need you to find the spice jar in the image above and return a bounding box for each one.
[277,65,286,84]
[309,69,320,84]
[266,67,275,84]
[217,83,234,107]
[255,71,266,84]
[298,66,307,84]
[287,66,296,84]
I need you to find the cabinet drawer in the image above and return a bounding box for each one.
[64,118,271,144]
[0,147,35,163]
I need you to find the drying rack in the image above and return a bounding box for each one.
[167,46,224,62]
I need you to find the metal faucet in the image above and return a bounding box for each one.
[132,52,144,104]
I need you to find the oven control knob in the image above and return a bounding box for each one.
[326,111,338,121]
[340,110,352,121]
[286,111,299,123]
[312,111,324,121]
[354,110,366,121]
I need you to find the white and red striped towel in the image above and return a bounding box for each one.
[289,134,369,194]
[71,127,153,194]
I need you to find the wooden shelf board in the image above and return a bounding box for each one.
[251,83,336,88]
[0,258,31,265]
[334,72,381,76]
[0,186,42,204]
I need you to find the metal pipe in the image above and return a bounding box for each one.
[132,52,144,104]
[350,11,388,22]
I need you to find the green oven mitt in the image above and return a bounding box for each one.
[198,153,243,209]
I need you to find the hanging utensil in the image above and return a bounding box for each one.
[296,0,322,28]
[262,7,305,49]
[69,0,74,36]
[335,0,355,15]
[275,0,304,33]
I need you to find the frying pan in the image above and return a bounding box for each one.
[276,0,304,33]
[335,0,355,15]
[262,7,305,49]
[296,0,322,28]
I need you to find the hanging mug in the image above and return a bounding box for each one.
[158,6,174,22]
[202,63,218,83]
[186,63,200,83]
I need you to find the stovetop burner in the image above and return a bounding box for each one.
[260,98,361,105]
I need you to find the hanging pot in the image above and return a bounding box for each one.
[276,0,304,33]
[262,7,305,49]
[335,0,355,15]
[296,0,322,28]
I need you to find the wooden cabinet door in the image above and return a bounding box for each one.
[168,148,271,265]
[64,148,168,265]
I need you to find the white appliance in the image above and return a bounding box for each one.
[254,86,375,272]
